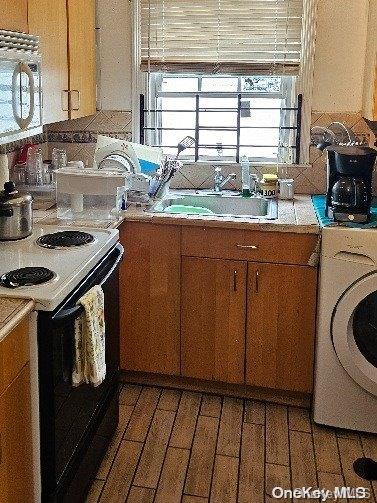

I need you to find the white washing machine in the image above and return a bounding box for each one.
[314,226,377,433]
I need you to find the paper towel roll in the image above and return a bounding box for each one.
[0,154,9,189]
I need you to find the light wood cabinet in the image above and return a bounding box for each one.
[181,226,318,265]
[0,317,33,503]
[181,257,246,384]
[121,222,318,395]
[67,0,97,119]
[119,222,181,375]
[28,0,69,124]
[0,364,33,502]
[28,0,96,124]
[246,263,317,393]
[0,0,28,32]
[363,0,377,120]
[0,317,29,395]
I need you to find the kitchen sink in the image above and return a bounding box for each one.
[147,191,278,219]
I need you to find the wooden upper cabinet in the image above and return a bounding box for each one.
[67,0,97,119]
[119,222,181,376]
[28,0,69,124]
[363,1,377,120]
[246,262,317,393]
[0,0,28,32]
[374,65,377,120]
[181,257,246,384]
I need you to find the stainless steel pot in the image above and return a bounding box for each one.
[0,182,33,240]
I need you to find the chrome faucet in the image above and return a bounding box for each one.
[213,167,236,193]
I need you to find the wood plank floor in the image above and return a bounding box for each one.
[87,384,377,503]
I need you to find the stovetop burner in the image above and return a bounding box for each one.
[0,267,55,289]
[37,231,95,249]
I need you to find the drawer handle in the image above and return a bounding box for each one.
[233,269,237,292]
[236,244,258,250]
[256,269,260,293]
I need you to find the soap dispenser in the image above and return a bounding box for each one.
[240,155,251,197]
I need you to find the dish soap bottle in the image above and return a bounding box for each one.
[241,155,251,197]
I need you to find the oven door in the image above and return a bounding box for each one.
[332,271,377,397]
[38,244,123,498]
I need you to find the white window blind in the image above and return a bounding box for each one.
[140,0,304,75]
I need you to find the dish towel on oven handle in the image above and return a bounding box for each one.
[72,285,106,387]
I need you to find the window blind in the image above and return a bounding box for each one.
[140,0,304,75]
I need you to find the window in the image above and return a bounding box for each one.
[142,73,299,163]
[135,0,316,164]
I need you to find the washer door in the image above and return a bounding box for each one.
[332,272,377,396]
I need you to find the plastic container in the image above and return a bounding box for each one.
[260,173,278,198]
[240,155,251,197]
[55,168,130,220]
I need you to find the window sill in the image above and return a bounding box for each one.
[180,160,311,169]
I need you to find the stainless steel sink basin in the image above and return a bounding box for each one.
[147,191,278,219]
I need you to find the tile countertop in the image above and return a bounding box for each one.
[0,297,34,342]
[0,194,320,340]
[34,194,320,235]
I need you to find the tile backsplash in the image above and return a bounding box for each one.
[47,110,132,167]
[2,110,376,195]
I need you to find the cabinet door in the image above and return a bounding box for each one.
[67,0,96,119]
[119,222,181,375]
[374,65,377,120]
[0,364,33,502]
[0,0,28,32]
[28,0,69,124]
[181,257,247,384]
[246,263,317,393]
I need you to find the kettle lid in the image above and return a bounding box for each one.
[0,182,32,206]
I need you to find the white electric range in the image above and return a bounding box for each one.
[0,224,119,310]
[0,224,123,502]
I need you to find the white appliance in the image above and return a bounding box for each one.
[314,226,377,433]
[0,224,122,501]
[0,224,119,310]
[0,30,43,144]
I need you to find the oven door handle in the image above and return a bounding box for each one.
[96,243,124,288]
[52,244,124,325]
[53,304,84,324]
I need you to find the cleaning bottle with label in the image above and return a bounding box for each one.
[240,155,251,197]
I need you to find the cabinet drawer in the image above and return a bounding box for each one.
[181,226,318,265]
[0,317,29,396]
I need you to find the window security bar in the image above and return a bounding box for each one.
[140,93,303,163]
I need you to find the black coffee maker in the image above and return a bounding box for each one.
[325,145,377,223]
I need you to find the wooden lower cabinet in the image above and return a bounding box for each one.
[0,363,33,502]
[119,222,181,375]
[181,257,246,384]
[120,221,318,395]
[246,262,317,393]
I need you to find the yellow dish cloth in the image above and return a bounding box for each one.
[72,285,106,387]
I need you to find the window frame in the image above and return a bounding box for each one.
[143,74,298,163]
[132,0,319,165]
